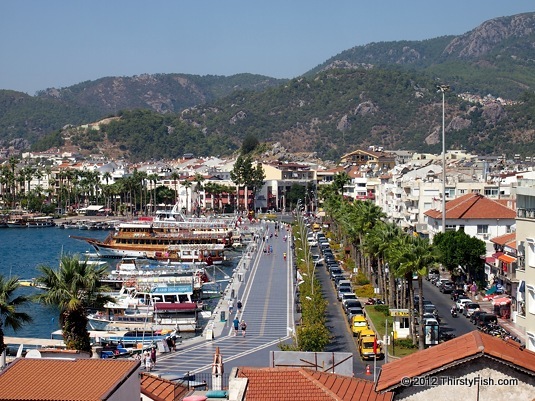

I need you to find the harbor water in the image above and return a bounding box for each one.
[0,225,239,340]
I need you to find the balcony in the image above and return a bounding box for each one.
[517,208,535,219]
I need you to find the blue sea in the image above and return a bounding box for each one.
[0,227,109,339]
[0,226,239,340]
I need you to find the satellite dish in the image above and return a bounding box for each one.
[25,350,42,359]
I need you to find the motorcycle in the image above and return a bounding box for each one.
[450,307,458,318]
[365,298,385,305]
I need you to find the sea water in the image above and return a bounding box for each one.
[0,226,239,339]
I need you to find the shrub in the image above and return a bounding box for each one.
[374,304,390,316]
[394,338,417,349]
[355,284,375,298]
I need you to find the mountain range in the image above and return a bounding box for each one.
[1,12,535,161]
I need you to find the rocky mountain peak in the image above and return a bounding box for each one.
[444,12,535,58]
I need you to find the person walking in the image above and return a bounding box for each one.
[233,316,240,336]
[144,352,153,371]
[150,347,157,367]
[237,300,243,313]
[228,298,234,315]
[240,320,247,337]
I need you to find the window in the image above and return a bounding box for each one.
[527,239,535,268]
[445,188,455,198]
[527,285,535,315]
[459,225,465,231]
[506,225,512,233]
[399,317,410,329]
[477,225,489,235]
[484,187,499,197]
[445,225,456,231]
[458,189,466,194]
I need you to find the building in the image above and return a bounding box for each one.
[424,193,516,247]
[376,330,535,399]
[514,178,535,351]
[0,358,140,401]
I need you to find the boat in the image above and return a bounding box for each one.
[99,257,210,291]
[70,203,237,264]
[6,214,55,228]
[26,216,55,228]
[88,277,202,333]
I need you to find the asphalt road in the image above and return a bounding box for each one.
[417,279,476,339]
[311,245,385,380]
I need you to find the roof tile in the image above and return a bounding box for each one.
[237,367,393,401]
[376,330,535,392]
[0,358,140,400]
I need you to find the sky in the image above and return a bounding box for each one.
[1,1,533,95]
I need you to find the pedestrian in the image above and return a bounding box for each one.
[150,347,157,367]
[144,352,153,371]
[228,298,234,315]
[233,316,240,336]
[240,320,247,337]
[237,300,243,313]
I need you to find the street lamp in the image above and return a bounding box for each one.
[311,258,324,295]
[437,84,450,234]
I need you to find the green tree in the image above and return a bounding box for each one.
[34,255,114,353]
[0,276,32,355]
[241,133,260,154]
[433,230,486,286]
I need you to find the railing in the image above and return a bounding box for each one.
[517,208,535,219]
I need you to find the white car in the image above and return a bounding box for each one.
[456,298,472,312]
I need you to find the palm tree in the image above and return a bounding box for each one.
[34,255,114,353]
[193,173,205,216]
[170,171,181,206]
[181,179,193,215]
[0,276,32,355]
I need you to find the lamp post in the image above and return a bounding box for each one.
[437,84,450,233]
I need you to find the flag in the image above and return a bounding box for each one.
[373,337,378,355]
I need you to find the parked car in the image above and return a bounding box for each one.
[351,315,369,336]
[435,278,450,288]
[456,298,472,313]
[439,281,455,294]
[335,279,352,290]
[427,269,440,281]
[343,299,362,313]
[463,302,480,317]
[475,312,498,327]
[347,307,365,323]
[470,310,486,324]
[337,286,353,301]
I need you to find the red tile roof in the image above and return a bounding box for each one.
[140,373,190,401]
[237,367,393,401]
[490,232,516,246]
[376,330,535,392]
[0,358,140,400]
[424,193,516,220]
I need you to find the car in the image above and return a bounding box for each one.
[351,315,369,336]
[475,313,498,327]
[337,286,353,301]
[470,310,486,324]
[340,292,357,303]
[435,278,450,288]
[347,307,365,323]
[463,302,480,317]
[427,269,440,281]
[456,298,472,313]
[440,281,455,294]
[415,312,436,325]
[450,289,466,301]
[335,279,351,290]
[342,299,362,313]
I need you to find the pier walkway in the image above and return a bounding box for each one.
[153,220,296,378]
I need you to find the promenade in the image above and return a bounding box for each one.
[152,220,296,380]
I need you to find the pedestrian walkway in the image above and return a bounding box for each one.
[477,299,525,340]
[154,220,296,377]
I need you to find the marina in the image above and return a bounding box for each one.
[1,219,243,342]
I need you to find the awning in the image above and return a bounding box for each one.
[498,254,516,264]
[491,297,511,306]
[519,280,525,293]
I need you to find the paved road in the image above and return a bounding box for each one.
[154,221,295,378]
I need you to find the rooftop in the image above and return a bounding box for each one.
[424,193,516,220]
